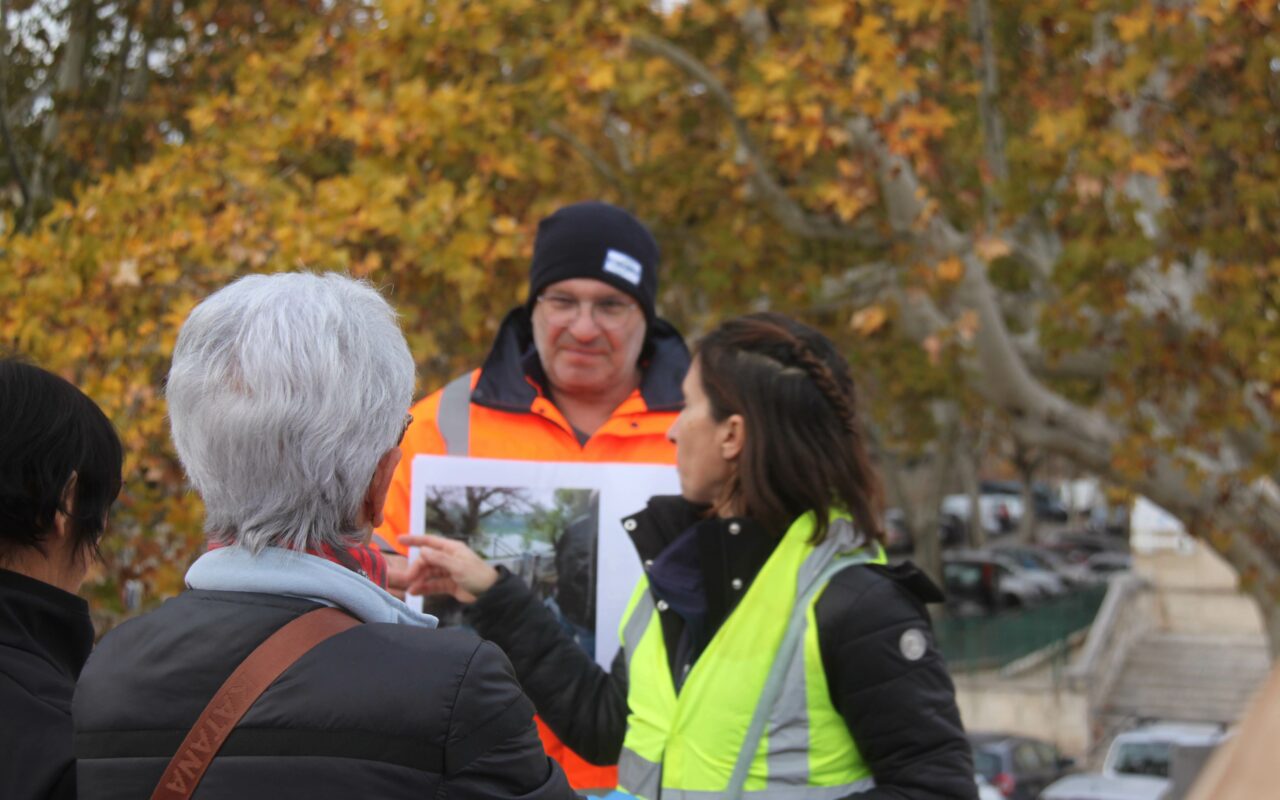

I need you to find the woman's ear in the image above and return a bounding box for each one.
[720,414,746,461]
[51,472,78,545]
[364,447,403,529]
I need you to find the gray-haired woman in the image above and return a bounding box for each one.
[73,272,574,800]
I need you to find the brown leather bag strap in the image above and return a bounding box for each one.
[150,606,361,800]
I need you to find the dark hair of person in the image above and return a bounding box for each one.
[694,313,885,546]
[0,357,124,564]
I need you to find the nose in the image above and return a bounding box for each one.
[666,416,680,444]
[567,305,603,340]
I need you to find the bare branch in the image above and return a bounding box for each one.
[971,0,1008,225]
[629,32,884,247]
[543,120,625,190]
[0,0,32,213]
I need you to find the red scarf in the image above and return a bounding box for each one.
[206,541,388,589]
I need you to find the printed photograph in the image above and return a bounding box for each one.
[421,485,600,653]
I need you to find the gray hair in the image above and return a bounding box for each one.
[166,272,415,553]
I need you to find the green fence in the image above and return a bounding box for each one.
[935,584,1109,672]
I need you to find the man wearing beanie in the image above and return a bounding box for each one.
[377,201,689,792]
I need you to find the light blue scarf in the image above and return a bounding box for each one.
[185,545,438,628]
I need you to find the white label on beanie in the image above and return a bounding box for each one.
[603,249,643,286]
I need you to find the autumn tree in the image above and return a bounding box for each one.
[2,0,1278,649]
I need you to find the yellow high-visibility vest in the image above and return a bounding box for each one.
[615,511,887,800]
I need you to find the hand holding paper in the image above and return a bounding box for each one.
[399,533,500,604]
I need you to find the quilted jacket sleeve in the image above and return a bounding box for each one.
[815,565,978,800]
[464,568,630,765]
[443,638,579,798]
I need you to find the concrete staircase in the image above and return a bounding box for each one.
[1103,631,1270,725]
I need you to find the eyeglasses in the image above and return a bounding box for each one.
[535,293,638,331]
[397,413,413,445]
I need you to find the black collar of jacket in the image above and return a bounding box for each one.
[0,566,94,682]
[622,496,780,616]
[469,306,690,414]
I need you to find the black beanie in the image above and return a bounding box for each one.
[526,202,660,324]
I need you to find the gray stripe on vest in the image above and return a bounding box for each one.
[436,373,472,456]
[663,778,876,800]
[796,518,863,594]
[725,548,875,800]
[764,518,869,785]
[618,747,662,799]
[763,631,811,785]
[622,590,656,675]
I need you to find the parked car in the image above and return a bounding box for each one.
[1084,551,1133,578]
[1039,772,1169,800]
[991,543,1094,586]
[945,551,1050,609]
[987,551,1069,597]
[1102,722,1228,780]
[1041,529,1129,564]
[944,553,1045,612]
[968,731,1075,799]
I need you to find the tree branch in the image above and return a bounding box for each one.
[971,0,1008,225]
[0,0,32,213]
[629,32,885,247]
[543,120,625,191]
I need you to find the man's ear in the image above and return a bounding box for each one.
[363,448,403,530]
[720,414,746,461]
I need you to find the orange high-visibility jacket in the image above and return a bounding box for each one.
[376,309,688,790]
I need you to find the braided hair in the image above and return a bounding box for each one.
[694,313,884,545]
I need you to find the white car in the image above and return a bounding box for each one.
[1040,772,1170,800]
[1102,722,1228,779]
[988,552,1068,597]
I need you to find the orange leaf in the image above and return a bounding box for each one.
[937,257,965,282]
[851,305,888,336]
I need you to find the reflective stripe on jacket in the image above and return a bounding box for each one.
[616,513,887,800]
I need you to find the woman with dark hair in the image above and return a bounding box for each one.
[404,313,976,800]
[0,357,123,799]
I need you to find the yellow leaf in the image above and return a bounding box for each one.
[937,257,964,282]
[759,58,789,85]
[585,62,616,91]
[1113,11,1152,43]
[491,216,519,235]
[851,305,888,336]
[1031,107,1086,147]
[808,2,846,28]
[1129,152,1164,177]
[892,0,945,26]
[975,237,1011,262]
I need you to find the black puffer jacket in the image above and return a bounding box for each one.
[466,496,977,800]
[73,589,575,800]
[0,568,94,800]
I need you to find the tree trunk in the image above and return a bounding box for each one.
[1013,443,1039,544]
